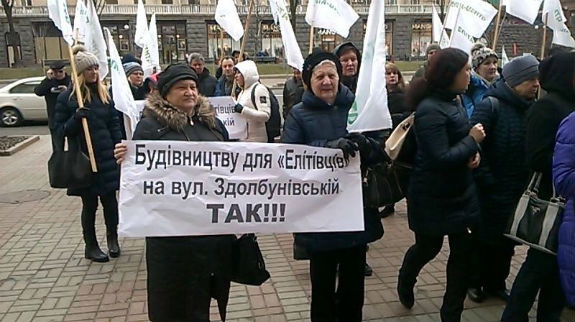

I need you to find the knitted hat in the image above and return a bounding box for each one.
[73,45,99,75]
[156,63,198,98]
[121,53,142,65]
[426,43,441,55]
[502,54,539,87]
[301,49,342,89]
[123,62,143,77]
[472,46,498,69]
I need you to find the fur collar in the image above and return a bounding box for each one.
[143,92,217,132]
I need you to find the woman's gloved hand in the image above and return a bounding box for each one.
[325,138,359,160]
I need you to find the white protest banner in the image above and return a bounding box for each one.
[501,45,510,66]
[135,0,149,48]
[444,0,497,38]
[269,0,304,70]
[147,13,161,74]
[432,5,450,48]
[208,96,248,140]
[215,0,244,41]
[73,0,88,43]
[347,0,391,132]
[450,23,475,53]
[119,141,364,237]
[47,0,74,46]
[504,0,543,25]
[84,0,108,79]
[543,0,575,48]
[105,28,138,139]
[305,0,359,38]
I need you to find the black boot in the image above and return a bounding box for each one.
[107,231,121,258]
[397,273,415,309]
[84,234,109,263]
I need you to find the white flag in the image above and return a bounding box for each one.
[105,28,139,139]
[305,0,359,38]
[269,0,304,70]
[73,0,88,43]
[501,45,510,66]
[444,0,497,38]
[135,0,149,48]
[47,0,74,46]
[347,0,391,132]
[504,0,543,25]
[84,0,108,80]
[449,19,475,53]
[543,0,575,48]
[147,13,161,75]
[432,5,450,48]
[215,0,244,42]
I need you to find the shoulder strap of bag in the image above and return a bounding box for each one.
[250,84,260,111]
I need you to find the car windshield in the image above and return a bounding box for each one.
[10,82,40,94]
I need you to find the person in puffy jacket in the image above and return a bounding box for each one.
[113,64,235,322]
[461,43,499,118]
[501,50,574,322]
[233,60,270,143]
[282,50,384,322]
[53,46,122,263]
[553,112,575,309]
[188,52,217,97]
[397,48,485,322]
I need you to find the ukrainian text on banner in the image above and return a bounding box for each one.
[118,141,364,237]
[208,96,248,140]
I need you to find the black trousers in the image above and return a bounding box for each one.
[310,245,367,322]
[470,237,515,291]
[501,248,565,322]
[399,232,472,322]
[80,191,118,243]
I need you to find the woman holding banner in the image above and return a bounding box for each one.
[396,48,485,322]
[53,45,123,263]
[281,49,384,322]
[114,64,236,322]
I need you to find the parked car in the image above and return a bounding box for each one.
[0,77,47,127]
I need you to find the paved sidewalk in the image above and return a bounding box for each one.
[0,136,573,322]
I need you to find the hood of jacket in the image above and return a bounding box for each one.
[333,42,362,92]
[301,83,355,110]
[484,78,534,112]
[143,91,217,132]
[539,51,575,102]
[235,60,260,89]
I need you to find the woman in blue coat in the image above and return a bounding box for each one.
[553,112,575,308]
[282,49,384,322]
[53,46,122,263]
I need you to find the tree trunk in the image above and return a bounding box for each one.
[1,0,23,67]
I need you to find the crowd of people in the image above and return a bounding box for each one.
[34,40,575,322]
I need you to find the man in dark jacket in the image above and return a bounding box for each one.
[214,56,236,97]
[333,42,361,93]
[34,60,71,151]
[468,54,540,303]
[282,67,304,120]
[188,52,217,97]
[501,51,575,322]
[411,43,441,82]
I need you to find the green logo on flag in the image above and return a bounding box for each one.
[347,100,358,126]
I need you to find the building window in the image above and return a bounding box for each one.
[316,29,341,52]
[157,21,187,64]
[101,22,131,57]
[188,0,200,4]
[411,20,432,58]
[206,22,241,60]
[161,0,173,4]
[260,21,282,58]
[32,22,69,64]
[105,0,118,4]
[363,20,393,56]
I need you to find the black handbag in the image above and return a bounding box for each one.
[48,138,93,189]
[363,161,410,208]
[504,173,564,255]
[232,234,270,286]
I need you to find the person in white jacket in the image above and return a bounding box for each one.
[233,60,270,143]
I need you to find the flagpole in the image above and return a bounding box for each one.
[219,27,225,64]
[308,25,315,54]
[66,45,98,172]
[232,0,254,98]
[540,13,548,60]
[492,1,503,49]
[438,5,448,46]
